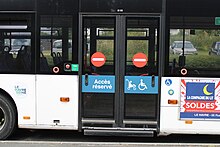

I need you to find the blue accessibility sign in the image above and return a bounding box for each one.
[82,75,115,93]
[124,76,158,94]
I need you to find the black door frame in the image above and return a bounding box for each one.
[78,13,161,129]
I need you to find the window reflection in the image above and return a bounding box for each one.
[40,15,72,73]
[168,17,220,76]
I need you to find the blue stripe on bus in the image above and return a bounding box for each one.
[180,112,220,119]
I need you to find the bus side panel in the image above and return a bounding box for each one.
[0,74,36,125]
[160,106,220,135]
[36,75,78,129]
[160,77,220,135]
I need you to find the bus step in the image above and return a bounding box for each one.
[84,129,155,137]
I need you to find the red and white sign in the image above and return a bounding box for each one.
[180,79,220,119]
[91,52,106,67]
[132,53,148,68]
[183,101,217,112]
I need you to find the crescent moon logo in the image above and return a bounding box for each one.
[203,84,213,95]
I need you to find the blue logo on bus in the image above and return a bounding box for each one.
[186,82,215,101]
[168,89,174,95]
[15,85,26,95]
[165,79,172,86]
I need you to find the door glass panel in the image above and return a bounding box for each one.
[82,17,115,118]
[126,18,158,76]
[125,18,159,119]
[83,18,115,75]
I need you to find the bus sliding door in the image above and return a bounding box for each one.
[123,17,159,129]
[81,17,116,126]
[80,15,159,136]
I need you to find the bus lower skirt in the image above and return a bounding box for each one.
[83,129,155,137]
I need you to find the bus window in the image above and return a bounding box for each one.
[168,16,220,77]
[39,15,73,73]
[0,14,33,73]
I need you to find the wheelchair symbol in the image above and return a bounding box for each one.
[138,79,147,91]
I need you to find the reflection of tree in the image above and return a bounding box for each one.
[127,40,148,60]
[203,30,220,36]
[170,29,220,69]
[127,30,149,60]
[97,40,114,63]
[170,29,220,51]
[97,29,149,63]
[191,30,220,51]
[97,39,148,63]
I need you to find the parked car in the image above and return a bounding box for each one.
[209,41,220,55]
[7,39,30,54]
[52,40,72,53]
[170,41,198,55]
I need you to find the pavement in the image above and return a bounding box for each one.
[1,129,220,147]
[1,141,220,147]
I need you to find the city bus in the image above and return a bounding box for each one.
[0,0,220,139]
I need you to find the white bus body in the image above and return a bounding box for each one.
[2,75,220,136]
[160,77,220,135]
[0,75,78,130]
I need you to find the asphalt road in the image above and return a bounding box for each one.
[1,129,220,147]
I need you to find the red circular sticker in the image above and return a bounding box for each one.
[91,52,106,67]
[132,53,148,68]
[181,68,188,75]
[52,66,60,73]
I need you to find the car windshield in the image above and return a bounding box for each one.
[176,42,193,48]
[53,41,62,48]
[217,43,220,49]
[12,39,30,46]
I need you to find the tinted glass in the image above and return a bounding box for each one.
[0,14,34,73]
[126,18,159,76]
[168,17,220,76]
[39,15,72,73]
[83,17,115,75]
